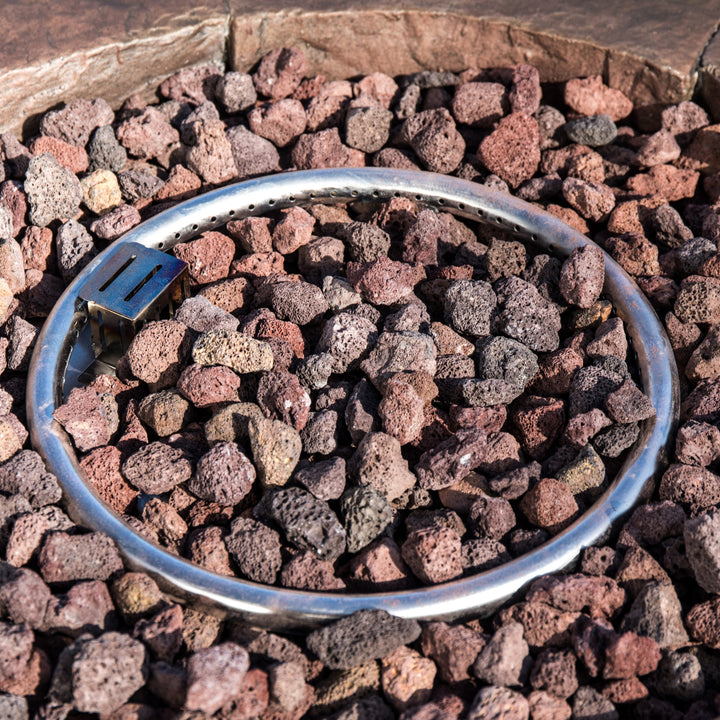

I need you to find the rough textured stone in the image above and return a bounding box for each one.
[307,610,420,670]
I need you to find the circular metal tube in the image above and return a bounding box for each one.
[27,168,679,630]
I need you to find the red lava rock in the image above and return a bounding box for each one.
[121,441,193,495]
[257,371,311,430]
[601,677,649,704]
[68,633,147,715]
[141,497,187,551]
[185,123,237,185]
[154,164,201,203]
[176,364,241,407]
[658,463,720,506]
[53,385,118,452]
[133,603,183,662]
[401,526,463,584]
[347,537,411,591]
[159,65,221,104]
[527,690,572,720]
[272,206,315,255]
[586,317,628,360]
[348,256,417,306]
[563,408,612,448]
[125,320,193,389]
[173,231,235,286]
[562,177,615,221]
[564,75,632,122]
[625,164,699,202]
[187,441,255,505]
[468,495,515,540]
[253,47,308,100]
[227,216,274,254]
[43,579,116,637]
[116,107,179,162]
[291,127,361,170]
[421,621,486,684]
[519,478,579,534]
[528,348,584,396]
[400,108,465,173]
[415,428,488,490]
[280,551,345,591]
[468,686,529,720]
[614,545,672,598]
[604,232,660,277]
[604,378,655,423]
[603,632,661,679]
[510,396,566,459]
[674,420,720,466]
[381,645,435,712]
[685,597,720,649]
[477,112,540,188]
[39,97,114,147]
[0,566,52,629]
[530,648,578,698]
[636,129,681,167]
[248,99,307,148]
[38,531,123,584]
[89,203,141,240]
[29,135,89,174]
[378,378,425,444]
[305,80,352,132]
[509,63,542,115]
[559,245,605,308]
[527,574,625,619]
[451,82,507,128]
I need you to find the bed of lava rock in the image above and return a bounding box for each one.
[0,45,719,720]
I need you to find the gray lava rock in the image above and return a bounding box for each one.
[55,219,97,283]
[216,71,257,114]
[87,125,127,172]
[564,114,617,146]
[473,622,530,687]
[655,651,705,702]
[225,517,282,585]
[495,276,561,352]
[317,312,378,373]
[24,153,83,227]
[300,410,339,456]
[475,336,538,390]
[685,511,720,593]
[117,168,164,202]
[261,487,346,561]
[444,279,497,337]
[306,609,421,669]
[0,450,61,508]
[226,125,280,179]
[568,364,625,416]
[593,422,640,457]
[294,456,347,501]
[621,581,689,648]
[343,221,391,263]
[341,486,393,553]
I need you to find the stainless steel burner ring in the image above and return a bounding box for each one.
[27,168,679,630]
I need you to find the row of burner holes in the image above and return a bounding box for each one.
[153,190,543,250]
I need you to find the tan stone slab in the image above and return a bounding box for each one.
[0,0,719,137]
[0,1,227,137]
[700,28,720,121]
[228,0,720,116]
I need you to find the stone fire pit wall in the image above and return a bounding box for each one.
[2,0,720,138]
